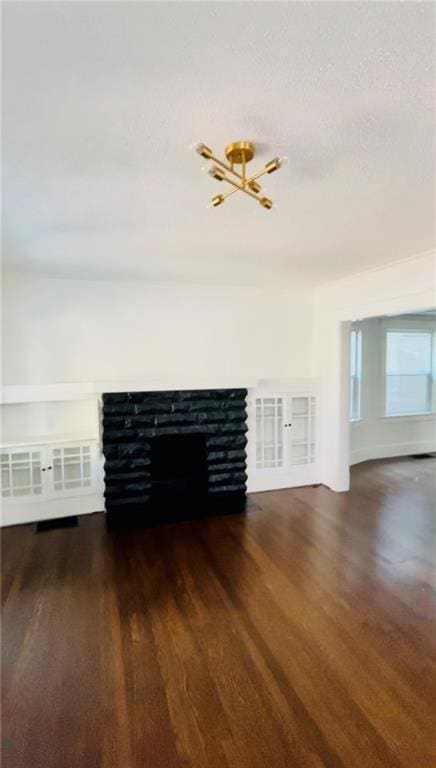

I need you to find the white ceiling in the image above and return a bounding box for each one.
[2,2,435,286]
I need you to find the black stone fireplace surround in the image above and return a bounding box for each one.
[102,388,248,527]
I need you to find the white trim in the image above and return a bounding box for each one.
[247,470,318,493]
[381,412,434,420]
[1,493,104,527]
[1,384,97,404]
[350,441,436,466]
[1,433,100,449]
[1,380,257,405]
[378,413,435,422]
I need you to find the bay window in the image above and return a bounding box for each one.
[385,330,433,416]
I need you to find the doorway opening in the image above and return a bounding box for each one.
[347,309,436,469]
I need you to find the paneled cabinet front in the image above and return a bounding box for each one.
[248,391,318,492]
[1,442,98,502]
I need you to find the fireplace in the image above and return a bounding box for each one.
[102,388,247,527]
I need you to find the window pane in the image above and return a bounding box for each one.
[350,331,357,376]
[386,332,432,375]
[350,330,362,420]
[351,375,362,420]
[386,374,430,415]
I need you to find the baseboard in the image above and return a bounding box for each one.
[247,469,319,493]
[350,441,436,466]
[1,492,105,527]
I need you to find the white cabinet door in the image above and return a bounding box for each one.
[289,396,316,466]
[249,391,317,492]
[49,443,96,497]
[1,446,49,499]
[255,394,287,472]
[1,441,98,502]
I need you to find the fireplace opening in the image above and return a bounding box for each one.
[103,388,248,528]
[150,434,208,510]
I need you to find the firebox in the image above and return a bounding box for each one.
[150,434,208,508]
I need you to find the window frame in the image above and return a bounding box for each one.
[349,328,363,422]
[383,328,434,418]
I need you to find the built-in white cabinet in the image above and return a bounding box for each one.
[1,441,98,501]
[248,389,318,492]
[1,440,103,525]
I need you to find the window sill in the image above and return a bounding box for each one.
[381,412,435,422]
[349,418,363,424]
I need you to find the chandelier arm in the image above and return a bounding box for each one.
[220,174,263,202]
[216,164,273,202]
[219,185,244,202]
[209,155,274,188]
[244,166,271,185]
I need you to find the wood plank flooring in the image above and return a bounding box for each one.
[2,456,435,768]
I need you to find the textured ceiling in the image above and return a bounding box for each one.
[2,1,435,286]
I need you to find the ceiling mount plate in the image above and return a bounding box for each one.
[225,141,255,165]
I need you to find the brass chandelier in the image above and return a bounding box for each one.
[192,140,287,209]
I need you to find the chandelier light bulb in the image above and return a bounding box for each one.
[202,163,225,181]
[259,196,274,210]
[191,142,213,159]
[248,180,261,194]
[265,158,281,174]
[277,156,288,168]
[211,194,224,207]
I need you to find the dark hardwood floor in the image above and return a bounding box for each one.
[2,456,435,768]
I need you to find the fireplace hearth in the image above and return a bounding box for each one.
[102,388,248,527]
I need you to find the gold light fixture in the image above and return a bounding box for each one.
[192,140,287,210]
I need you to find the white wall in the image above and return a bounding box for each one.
[313,250,436,491]
[2,276,313,386]
[1,400,99,445]
[350,315,436,464]
[3,252,435,501]
[1,276,315,525]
